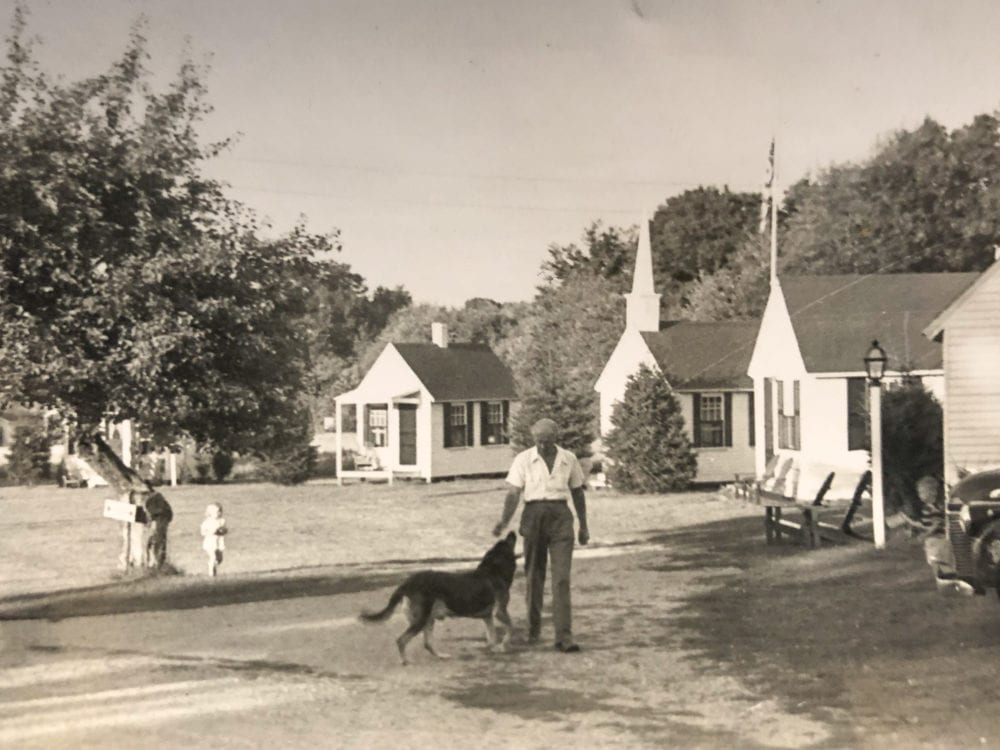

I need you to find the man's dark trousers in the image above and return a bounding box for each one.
[519,500,574,645]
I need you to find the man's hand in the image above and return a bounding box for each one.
[492,522,505,537]
[578,526,590,545]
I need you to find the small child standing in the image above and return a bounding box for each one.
[200,503,228,577]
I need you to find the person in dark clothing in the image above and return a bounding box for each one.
[138,488,173,569]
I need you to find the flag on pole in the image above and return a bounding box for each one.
[759,137,775,235]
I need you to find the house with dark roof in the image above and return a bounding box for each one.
[595,217,761,483]
[332,323,519,482]
[747,271,979,494]
[923,255,1000,485]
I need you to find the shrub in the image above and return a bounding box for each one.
[257,444,318,485]
[880,378,943,516]
[211,451,235,482]
[604,364,697,492]
[6,422,54,486]
[510,379,597,457]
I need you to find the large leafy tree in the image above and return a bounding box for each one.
[781,115,1000,275]
[604,364,696,493]
[0,11,335,465]
[508,274,625,456]
[650,187,762,288]
[682,233,771,321]
[541,221,637,293]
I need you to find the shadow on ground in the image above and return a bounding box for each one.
[654,515,1000,747]
[0,568,402,621]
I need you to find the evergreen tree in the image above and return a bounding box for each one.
[604,365,697,492]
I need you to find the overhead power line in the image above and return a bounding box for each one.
[218,154,761,191]
[226,183,646,215]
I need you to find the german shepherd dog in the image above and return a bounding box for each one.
[360,532,517,665]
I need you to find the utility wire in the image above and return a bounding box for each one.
[219,154,761,191]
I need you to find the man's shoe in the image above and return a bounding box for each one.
[555,642,581,653]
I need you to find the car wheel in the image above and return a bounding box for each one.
[972,521,1000,599]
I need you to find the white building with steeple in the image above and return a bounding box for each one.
[594,215,760,484]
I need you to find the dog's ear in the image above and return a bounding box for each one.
[505,531,517,545]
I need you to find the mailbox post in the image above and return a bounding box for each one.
[104,495,147,570]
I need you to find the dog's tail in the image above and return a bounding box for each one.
[359,586,406,623]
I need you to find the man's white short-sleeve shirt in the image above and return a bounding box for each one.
[505,445,584,501]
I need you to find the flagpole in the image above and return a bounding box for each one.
[769,138,778,283]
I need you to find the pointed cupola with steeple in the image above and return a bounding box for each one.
[624,214,662,332]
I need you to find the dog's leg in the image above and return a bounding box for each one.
[482,616,499,650]
[492,592,514,651]
[422,618,450,660]
[396,597,430,666]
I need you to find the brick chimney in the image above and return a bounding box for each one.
[431,322,449,348]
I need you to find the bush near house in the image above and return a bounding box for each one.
[604,364,697,493]
[881,378,944,516]
[6,423,55,486]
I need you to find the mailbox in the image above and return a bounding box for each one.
[103,499,148,524]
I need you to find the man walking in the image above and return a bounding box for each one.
[493,418,589,652]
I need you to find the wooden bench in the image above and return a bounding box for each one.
[735,461,872,549]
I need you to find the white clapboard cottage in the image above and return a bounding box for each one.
[923,256,1000,485]
[748,271,979,496]
[595,217,760,483]
[334,323,519,483]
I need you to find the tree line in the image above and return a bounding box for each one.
[3,7,1000,480]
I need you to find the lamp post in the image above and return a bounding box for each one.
[864,340,888,549]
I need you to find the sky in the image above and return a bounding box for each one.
[8,0,1000,305]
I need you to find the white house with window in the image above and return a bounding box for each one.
[594,216,759,483]
[333,323,519,482]
[923,257,1000,485]
[747,272,978,498]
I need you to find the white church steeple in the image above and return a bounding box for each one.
[625,213,661,332]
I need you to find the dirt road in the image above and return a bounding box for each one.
[3,489,1000,748]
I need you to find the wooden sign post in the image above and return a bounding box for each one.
[104,494,147,570]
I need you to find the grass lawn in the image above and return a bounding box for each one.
[0,479,751,599]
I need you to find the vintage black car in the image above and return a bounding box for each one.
[926,469,1000,598]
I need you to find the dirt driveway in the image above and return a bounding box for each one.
[3,484,1000,748]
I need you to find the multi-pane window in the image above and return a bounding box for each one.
[341,404,357,433]
[445,403,470,447]
[698,394,725,448]
[777,380,801,451]
[482,401,509,445]
[368,406,388,447]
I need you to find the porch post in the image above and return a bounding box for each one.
[335,400,343,487]
[387,398,394,485]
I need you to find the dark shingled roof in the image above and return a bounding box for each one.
[393,343,518,401]
[641,319,760,390]
[780,273,980,373]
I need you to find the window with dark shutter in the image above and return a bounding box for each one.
[792,380,801,450]
[748,391,755,447]
[444,403,469,448]
[367,404,388,447]
[692,393,702,447]
[695,393,725,448]
[481,401,508,445]
[763,379,773,461]
[466,401,475,446]
[723,392,733,447]
[847,377,870,451]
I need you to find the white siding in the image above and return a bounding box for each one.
[803,376,846,460]
[594,328,658,436]
[747,282,808,380]
[683,391,756,483]
[430,402,519,478]
[748,282,808,475]
[941,267,1000,484]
